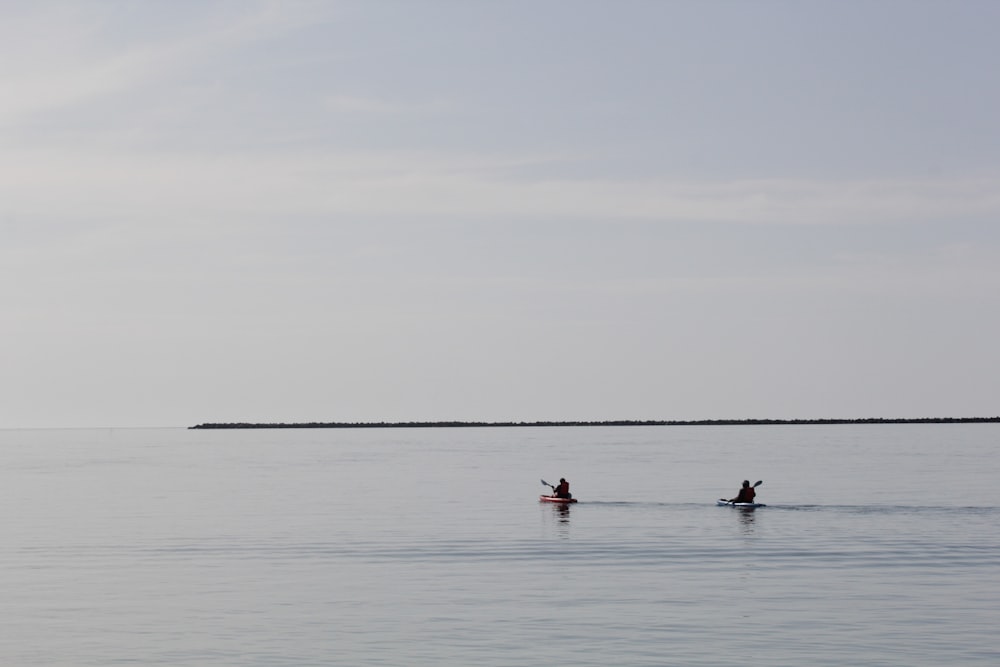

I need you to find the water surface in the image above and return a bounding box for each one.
[0,425,997,666]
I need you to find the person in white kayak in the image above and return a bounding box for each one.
[727,480,758,504]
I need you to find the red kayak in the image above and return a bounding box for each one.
[540,495,577,504]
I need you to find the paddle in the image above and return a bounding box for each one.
[541,478,555,491]
[719,480,763,503]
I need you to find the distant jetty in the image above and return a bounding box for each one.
[189,417,1000,430]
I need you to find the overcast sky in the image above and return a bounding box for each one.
[2,1,998,428]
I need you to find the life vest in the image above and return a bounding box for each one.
[737,486,756,503]
[554,482,571,498]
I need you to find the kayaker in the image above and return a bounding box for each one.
[553,478,572,499]
[729,480,756,504]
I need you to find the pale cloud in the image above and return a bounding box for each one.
[2,146,997,227]
[0,9,132,123]
[322,94,451,115]
[0,2,330,127]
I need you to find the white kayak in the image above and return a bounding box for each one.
[717,499,766,508]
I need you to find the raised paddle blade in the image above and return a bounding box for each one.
[753,480,763,487]
[541,479,552,488]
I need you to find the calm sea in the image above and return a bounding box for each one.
[0,425,997,666]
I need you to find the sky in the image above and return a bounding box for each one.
[2,0,998,428]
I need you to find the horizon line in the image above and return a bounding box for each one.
[189,417,1000,429]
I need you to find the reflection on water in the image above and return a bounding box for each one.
[543,502,572,538]
[735,506,757,533]
[553,503,571,522]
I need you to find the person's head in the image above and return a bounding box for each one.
[742,480,750,487]
[560,478,567,484]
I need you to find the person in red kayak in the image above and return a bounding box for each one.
[553,478,572,499]
[728,480,757,504]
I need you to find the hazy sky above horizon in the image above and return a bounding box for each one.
[3,1,998,428]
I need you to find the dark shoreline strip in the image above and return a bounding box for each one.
[190,417,1000,430]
